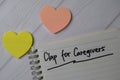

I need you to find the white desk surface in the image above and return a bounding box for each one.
[0,0,120,80]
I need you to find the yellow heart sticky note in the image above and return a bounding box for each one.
[2,31,33,58]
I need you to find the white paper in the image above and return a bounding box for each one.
[36,29,120,80]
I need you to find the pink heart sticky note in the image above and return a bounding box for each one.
[40,6,71,34]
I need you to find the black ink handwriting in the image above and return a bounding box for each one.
[61,49,71,62]
[73,46,105,57]
[44,51,57,64]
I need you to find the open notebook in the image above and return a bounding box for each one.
[28,29,120,80]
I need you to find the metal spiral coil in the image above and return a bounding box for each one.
[28,49,43,80]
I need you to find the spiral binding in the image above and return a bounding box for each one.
[28,49,43,80]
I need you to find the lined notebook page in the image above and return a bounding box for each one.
[36,29,120,80]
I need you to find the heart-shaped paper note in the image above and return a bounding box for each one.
[2,31,33,58]
[40,6,71,34]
